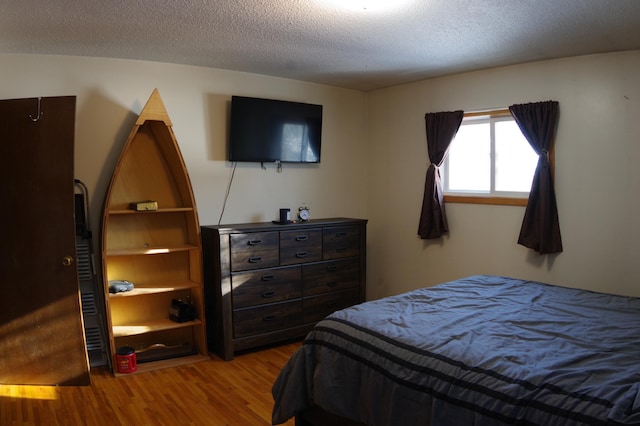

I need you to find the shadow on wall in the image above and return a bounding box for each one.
[75,89,139,233]
[204,93,230,162]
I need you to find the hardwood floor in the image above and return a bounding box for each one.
[0,341,301,426]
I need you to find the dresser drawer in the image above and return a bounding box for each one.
[233,300,302,338]
[323,225,360,259]
[280,228,322,265]
[231,266,302,308]
[230,231,279,271]
[303,288,360,324]
[303,258,360,296]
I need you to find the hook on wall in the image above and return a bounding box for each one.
[29,97,44,122]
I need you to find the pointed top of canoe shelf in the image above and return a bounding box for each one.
[135,88,172,126]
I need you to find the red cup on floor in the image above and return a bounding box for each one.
[116,346,137,373]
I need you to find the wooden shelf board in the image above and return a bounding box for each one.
[109,207,194,215]
[113,353,210,377]
[109,281,200,298]
[106,244,199,256]
[113,318,203,337]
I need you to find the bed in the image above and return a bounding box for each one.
[272,275,640,425]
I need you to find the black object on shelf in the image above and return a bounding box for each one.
[169,299,197,323]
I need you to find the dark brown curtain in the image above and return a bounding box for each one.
[509,101,562,254]
[418,110,464,239]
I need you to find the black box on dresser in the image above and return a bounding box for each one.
[201,218,367,360]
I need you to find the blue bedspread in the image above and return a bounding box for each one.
[272,275,640,425]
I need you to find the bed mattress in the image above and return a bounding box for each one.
[272,275,640,425]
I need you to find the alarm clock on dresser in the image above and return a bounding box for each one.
[298,205,310,221]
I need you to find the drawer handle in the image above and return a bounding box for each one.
[296,251,309,258]
[295,235,309,241]
[336,232,348,238]
[327,281,338,288]
[326,265,338,272]
[248,256,263,263]
[261,274,276,281]
[336,247,347,253]
[248,239,263,246]
[263,315,276,322]
[262,291,276,298]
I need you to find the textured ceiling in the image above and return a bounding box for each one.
[2,0,640,91]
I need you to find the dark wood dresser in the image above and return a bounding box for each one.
[201,218,367,360]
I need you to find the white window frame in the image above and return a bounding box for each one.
[442,109,548,207]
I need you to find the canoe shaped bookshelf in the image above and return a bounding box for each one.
[101,89,208,375]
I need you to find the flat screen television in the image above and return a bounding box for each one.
[229,96,323,163]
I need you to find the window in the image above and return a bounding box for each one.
[442,110,539,206]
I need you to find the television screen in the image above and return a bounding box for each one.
[229,96,322,163]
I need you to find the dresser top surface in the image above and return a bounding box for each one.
[202,217,367,234]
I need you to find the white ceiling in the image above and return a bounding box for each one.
[3,0,640,91]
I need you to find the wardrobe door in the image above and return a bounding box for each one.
[0,96,90,385]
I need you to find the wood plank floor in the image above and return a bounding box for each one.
[0,341,301,426]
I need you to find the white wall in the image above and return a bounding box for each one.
[367,50,640,300]
[3,51,639,303]
[0,54,368,237]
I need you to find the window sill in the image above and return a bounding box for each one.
[444,195,527,206]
